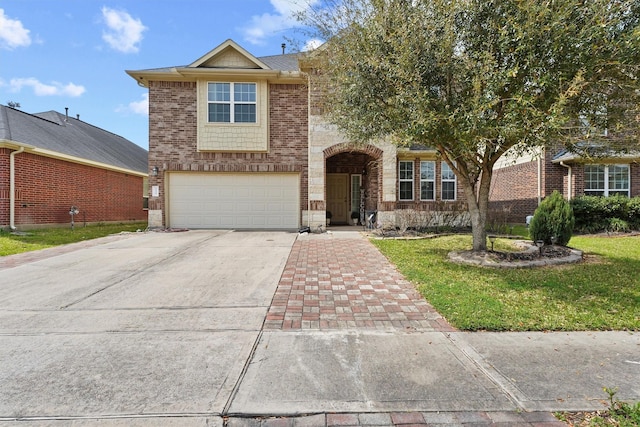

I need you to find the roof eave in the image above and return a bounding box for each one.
[552,152,640,164]
[127,68,306,86]
[1,140,147,177]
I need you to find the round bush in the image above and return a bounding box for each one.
[529,191,575,246]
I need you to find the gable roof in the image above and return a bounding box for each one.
[0,105,148,175]
[126,39,303,86]
[189,39,271,69]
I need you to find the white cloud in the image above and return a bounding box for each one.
[9,78,86,97]
[0,9,31,50]
[243,0,319,45]
[303,38,323,51]
[117,93,148,116]
[101,7,147,53]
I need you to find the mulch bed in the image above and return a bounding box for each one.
[488,244,573,262]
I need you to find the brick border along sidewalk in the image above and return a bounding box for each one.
[264,236,454,331]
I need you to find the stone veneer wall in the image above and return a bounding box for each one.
[306,114,398,229]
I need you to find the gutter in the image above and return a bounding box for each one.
[537,156,542,206]
[559,161,572,200]
[9,146,25,230]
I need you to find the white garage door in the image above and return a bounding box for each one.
[168,173,300,229]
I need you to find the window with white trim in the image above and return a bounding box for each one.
[441,162,457,201]
[584,164,629,197]
[420,161,435,200]
[399,161,414,201]
[208,82,256,123]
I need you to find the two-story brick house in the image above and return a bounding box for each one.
[490,147,640,223]
[128,39,466,230]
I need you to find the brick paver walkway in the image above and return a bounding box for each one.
[264,234,455,331]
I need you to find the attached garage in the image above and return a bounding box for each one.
[167,173,300,229]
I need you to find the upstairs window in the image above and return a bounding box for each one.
[208,82,256,123]
[584,164,629,197]
[441,162,457,201]
[399,161,414,201]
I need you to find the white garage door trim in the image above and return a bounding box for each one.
[167,172,300,229]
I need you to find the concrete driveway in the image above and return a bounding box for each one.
[1,230,638,426]
[0,230,296,425]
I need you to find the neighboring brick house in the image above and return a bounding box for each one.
[490,147,640,223]
[0,105,148,229]
[127,39,465,230]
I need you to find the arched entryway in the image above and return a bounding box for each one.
[324,144,382,225]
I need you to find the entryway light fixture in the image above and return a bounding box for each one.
[152,166,159,176]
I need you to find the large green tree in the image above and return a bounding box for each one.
[300,0,640,251]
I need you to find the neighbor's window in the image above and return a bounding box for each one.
[420,161,435,200]
[584,164,629,197]
[208,82,256,123]
[441,162,457,201]
[399,161,414,201]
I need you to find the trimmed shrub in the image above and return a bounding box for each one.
[628,197,640,230]
[529,191,575,246]
[571,195,640,233]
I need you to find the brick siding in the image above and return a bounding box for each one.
[632,164,640,196]
[147,81,309,226]
[489,159,539,223]
[0,149,146,228]
[490,148,640,223]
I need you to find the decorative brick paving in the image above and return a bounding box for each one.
[264,235,455,331]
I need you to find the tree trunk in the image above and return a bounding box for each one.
[462,170,493,252]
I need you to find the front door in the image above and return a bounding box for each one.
[326,173,349,224]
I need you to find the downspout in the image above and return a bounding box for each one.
[537,156,542,206]
[560,161,572,200]
[9,146,25,230]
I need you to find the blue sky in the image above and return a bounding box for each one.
[0,0,320,150]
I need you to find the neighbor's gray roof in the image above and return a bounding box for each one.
[258,53,302,71]
[0,105,147,174]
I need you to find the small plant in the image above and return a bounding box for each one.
[529,191,574,246]
[608,218,630,233]
[603,387,640,426]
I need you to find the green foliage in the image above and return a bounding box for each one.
[572,196,640,233]
[608,218,630,233]
[372,234,640,331]
[603,387,640,426]
[529,191,574,245]
[300,0,640,251]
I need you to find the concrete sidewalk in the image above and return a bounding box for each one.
[0,229,637,426]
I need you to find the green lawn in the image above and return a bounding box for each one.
[0,222,148,256]
[372,234,640,331]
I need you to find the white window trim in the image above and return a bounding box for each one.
[420,161,436,201]
[399,160,414,201]
[441,161,457,201]
[584,164,630,197]
[207,82,257,124]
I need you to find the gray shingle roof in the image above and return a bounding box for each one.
[0,105,147,174]
[258,53,302,71]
